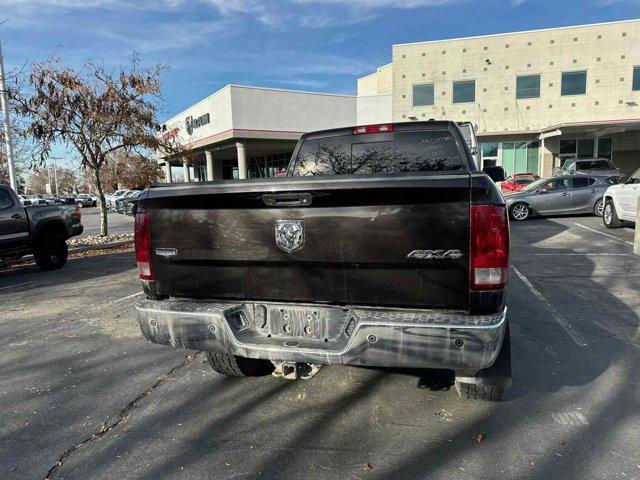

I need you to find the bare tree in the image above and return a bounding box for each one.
[26,165,78,194]
[12,56,183,235]
[100,152,164,191]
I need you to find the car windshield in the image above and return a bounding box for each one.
[291,130,465,176]
[576,160,614,170]
[522,178,548,191]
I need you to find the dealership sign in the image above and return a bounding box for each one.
[185,113,211,135]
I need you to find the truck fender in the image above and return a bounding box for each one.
[32,218,70,242]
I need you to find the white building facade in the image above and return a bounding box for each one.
[161,19,640,181]
[360,19,640,178]
[160,85,392,181]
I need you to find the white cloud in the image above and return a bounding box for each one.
[0,0,183,11]
[96,20,233,53]
[0,0,466,29]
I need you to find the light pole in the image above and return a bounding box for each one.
[0,39,17,192]
[52,159,58,194]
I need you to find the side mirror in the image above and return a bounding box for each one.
[483,166,507,183]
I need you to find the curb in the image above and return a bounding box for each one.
[68,239,134,253]
[3,240,134,268]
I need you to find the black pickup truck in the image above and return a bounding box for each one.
[0,185,83,270]
[135,121,511,400]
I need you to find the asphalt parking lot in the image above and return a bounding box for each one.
[1,215,638,480]
[78,208,134,238]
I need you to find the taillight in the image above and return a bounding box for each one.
[470,205,509,290]
[134,212,153,280]
[352,123,394,135]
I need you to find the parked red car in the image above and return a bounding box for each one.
[501,173,541,193]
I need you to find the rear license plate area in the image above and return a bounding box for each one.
[265,306,326,340]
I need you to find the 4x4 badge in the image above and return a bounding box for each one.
[407,249,464,260]
[275,220,304,253]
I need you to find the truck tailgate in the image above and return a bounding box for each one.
[148,174,470,309]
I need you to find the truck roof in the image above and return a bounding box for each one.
[298,120,459,141]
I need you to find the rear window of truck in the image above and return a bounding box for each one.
[291,130,465,176]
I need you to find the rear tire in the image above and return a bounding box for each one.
[510,203,530,221]
[455,322,511,402]
[76,201,83,208]
[33,233,68,271]
[594,199,604,217]
[455,382,504,401]
[206,352,274,377]
[603,200,622,228]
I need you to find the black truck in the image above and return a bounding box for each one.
[134,121,511,400]
[0,185,83,270]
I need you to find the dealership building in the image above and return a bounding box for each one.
[160,19,640,181]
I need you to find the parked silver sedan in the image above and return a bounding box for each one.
[505,175,618,221]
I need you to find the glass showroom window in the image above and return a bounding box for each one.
[249,152,292,178]
[413,84,434,106]
[561,71,587,96]
[559,137,612,163]
[453,80,475,103]
[597,138,613,159]
[480,143,498,168]
[516,74,541,99]
[633,66,640,91]
[502,142,539,176]
[577,138,595,158]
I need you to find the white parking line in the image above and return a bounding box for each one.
[0,281,35,291]
[511,266,588,348]
[573,222,634,246]
[109,291,144,304]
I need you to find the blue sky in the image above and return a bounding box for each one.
[0,0,639,123]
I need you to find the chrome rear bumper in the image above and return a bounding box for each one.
[135,299,507,370]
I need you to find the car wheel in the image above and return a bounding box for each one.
[594,199,604,217]
[510,203,530,221]
[34,233,68,271]
[206,352,274,377]
[603,200,622,228]
[76,201,83,208]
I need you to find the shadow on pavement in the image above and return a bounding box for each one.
[0,249,135,292]
[3,218,639,480]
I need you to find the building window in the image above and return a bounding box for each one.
[453,80,475,103]
[248,152,292,179]
[561,70,587,95]
[577,139,595,158]
[516,74,541,99]
[560,139,577,156]
[480,143,498,168]
[413,84,434,106]
[502,141,540,176]
[559,137,613,163]
[633,66,640,91]
[598,138,613,159]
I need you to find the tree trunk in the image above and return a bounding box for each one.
[93,167,108,236]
